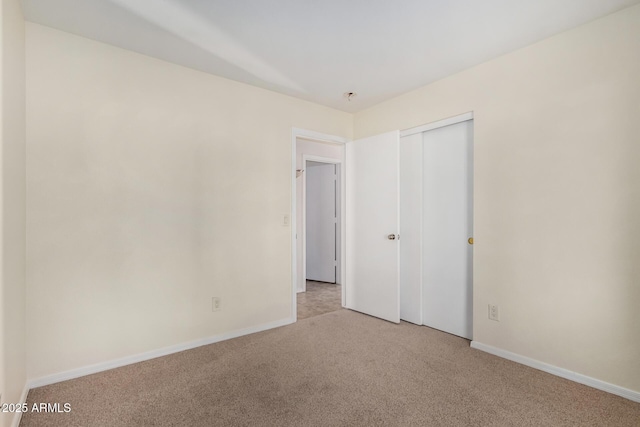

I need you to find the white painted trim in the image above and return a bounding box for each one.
[292,127,349,145]
[303,155,343,164]
[470,341,640,403]
[28,317,293,389]
[291,131,298,320]
[10,385,29,427]
[400,112,473,137]
[340,150,347,309]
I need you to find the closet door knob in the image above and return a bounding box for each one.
[388,234,397,240]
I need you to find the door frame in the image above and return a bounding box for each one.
[399,112,473,137]
[291,128,348,322]
[301,155,342,292]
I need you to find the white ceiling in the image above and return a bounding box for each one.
[21,0,640,113]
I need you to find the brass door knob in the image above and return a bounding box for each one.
[468,237,474,245]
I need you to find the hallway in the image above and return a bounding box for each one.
[296,281,342,320]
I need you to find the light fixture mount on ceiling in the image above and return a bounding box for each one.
[343,92,357,102]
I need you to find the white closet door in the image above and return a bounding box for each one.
[346,131,400,323]
[306,162,336,283]
[422,121,473,339]
[399,133,423,325]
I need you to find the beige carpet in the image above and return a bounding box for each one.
[21,310,640,426]
[297,280,342,320]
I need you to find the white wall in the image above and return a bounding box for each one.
[355,5,640,393]
[25,23,352,380]
[21,2,640,398]
[1,0,26,426]
[295,139,343,291]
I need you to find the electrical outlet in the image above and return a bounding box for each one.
[212,297,221,312]
[488,304,499,321]
[282,214,290,226]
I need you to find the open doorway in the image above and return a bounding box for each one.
[306,161,339,284]
[299,160,342,320]
[292,131,346,321]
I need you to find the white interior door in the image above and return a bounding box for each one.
[422,120,473,339]
[306,162,336,283]
[346,131,400,323]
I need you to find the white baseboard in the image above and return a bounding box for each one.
[28,316,295,389]
[10,385,29,427]
[470,341,640,403]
